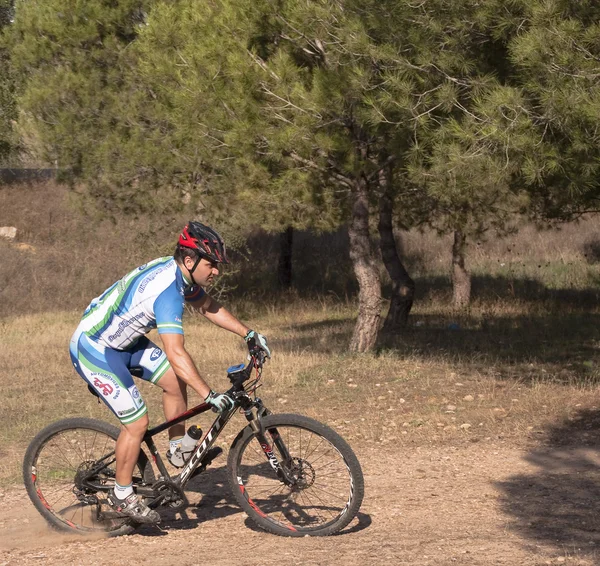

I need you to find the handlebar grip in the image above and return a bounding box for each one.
[251,349,267,367]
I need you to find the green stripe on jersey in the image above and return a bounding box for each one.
[150,358,171,384]
[119,405,148,424]
[157,323,183,331]
[84,257,172,334]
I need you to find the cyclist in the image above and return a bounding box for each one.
[69,221,270,524]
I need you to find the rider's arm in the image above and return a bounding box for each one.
[189,294,249,338]
[159,333,212,399]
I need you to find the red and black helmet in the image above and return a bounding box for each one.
[178,221,229,264]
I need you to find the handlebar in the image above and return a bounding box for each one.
[225,348,267,395]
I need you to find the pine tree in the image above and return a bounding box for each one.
[124,0,398,351]
[509,0,600,219]
[6,0,155,208]
[0,0,16,164]
[390,0,539,307]
[9,0,599,345]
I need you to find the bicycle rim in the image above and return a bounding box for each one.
[234,423,358,534]
[29,427,132,533]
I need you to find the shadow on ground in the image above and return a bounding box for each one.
[134,466,240,536]
[135,465,371,537]
[495,409,600,560]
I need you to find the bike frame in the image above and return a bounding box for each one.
[82,355,296,505]
[141,400,238,489]
[137,394,294,499]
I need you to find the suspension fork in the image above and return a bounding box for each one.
[245,406,294,485]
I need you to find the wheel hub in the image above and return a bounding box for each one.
[73,460,101,504]
[289,458,316,490]
[74,460,99,490]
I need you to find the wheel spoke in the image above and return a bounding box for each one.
[29,424,136,533]
[235,420,362,534]
[297,489,329,525]
[305,483,349,504]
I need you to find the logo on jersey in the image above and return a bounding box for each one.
[93,377,114,396]
[139,264,170,293]
[150,347,163,361]
[108,312,146,342]
[91,373,121,399]
[118,408,136,417]
[128,385,144,409]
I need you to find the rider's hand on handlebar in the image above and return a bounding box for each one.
[245,330,271,359]
[204,390,234,413]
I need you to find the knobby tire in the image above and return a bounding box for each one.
[227,413,364,537]
[23,417,154,536]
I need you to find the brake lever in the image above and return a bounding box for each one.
[250,350,267,369]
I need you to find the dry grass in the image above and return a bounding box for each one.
[401,217,600,295]
[1,180,599,487]
[0,181,190,316]
[3,181,599,318]
[1,292,599,485]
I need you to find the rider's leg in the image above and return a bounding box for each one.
[109,412,160,524]
[126,339,186,441]
[70,333,159,522]
[156,366,188,441]
[115,413,150,487]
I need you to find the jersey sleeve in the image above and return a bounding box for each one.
[154,282,185,335]
[184,284,206,305]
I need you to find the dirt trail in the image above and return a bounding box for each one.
[1,442,599,566]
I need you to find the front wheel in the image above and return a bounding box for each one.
[227,413,364,536]
[23,417,154,536]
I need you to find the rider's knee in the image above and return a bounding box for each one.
[122,414,149,437]
[158,368,185,395]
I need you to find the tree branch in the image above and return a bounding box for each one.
[285,150,353,189]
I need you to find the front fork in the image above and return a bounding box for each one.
[244,402,295,486]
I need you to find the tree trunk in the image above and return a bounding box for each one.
[378,170,415,332]
[452,229,471,308]
[277,226,293,289]
[348,176,382,352]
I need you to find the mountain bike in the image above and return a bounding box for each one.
[23,352,364,537]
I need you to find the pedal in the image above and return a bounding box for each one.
[190,446,223,479]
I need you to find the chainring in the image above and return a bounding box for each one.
[151,479,188,509]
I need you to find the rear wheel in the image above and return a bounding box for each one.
[227,413,364,536]
[23,418,155,536]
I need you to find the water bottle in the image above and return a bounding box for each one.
[169,425,203,467]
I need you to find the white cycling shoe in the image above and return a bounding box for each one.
[107,491,161,524]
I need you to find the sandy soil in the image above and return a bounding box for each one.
[1,441,599,566]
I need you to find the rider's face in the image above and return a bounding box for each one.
[188,257,219,286]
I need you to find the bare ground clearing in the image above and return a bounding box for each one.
[1,441,599,566]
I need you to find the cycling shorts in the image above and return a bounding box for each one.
[69,324,171,424]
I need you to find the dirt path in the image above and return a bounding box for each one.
[1,442,599,566]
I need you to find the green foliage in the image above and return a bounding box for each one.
[5,0,161,211]
[5,0,600,235]
[0,0,16,163]
[508,0,600,219]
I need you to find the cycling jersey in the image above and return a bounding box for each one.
[70,256,206,423]
[79,256,204,350]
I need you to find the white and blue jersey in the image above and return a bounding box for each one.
[69,257,205,424]
[81,256,201,349]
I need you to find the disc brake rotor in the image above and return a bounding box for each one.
[289,457,316,490]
